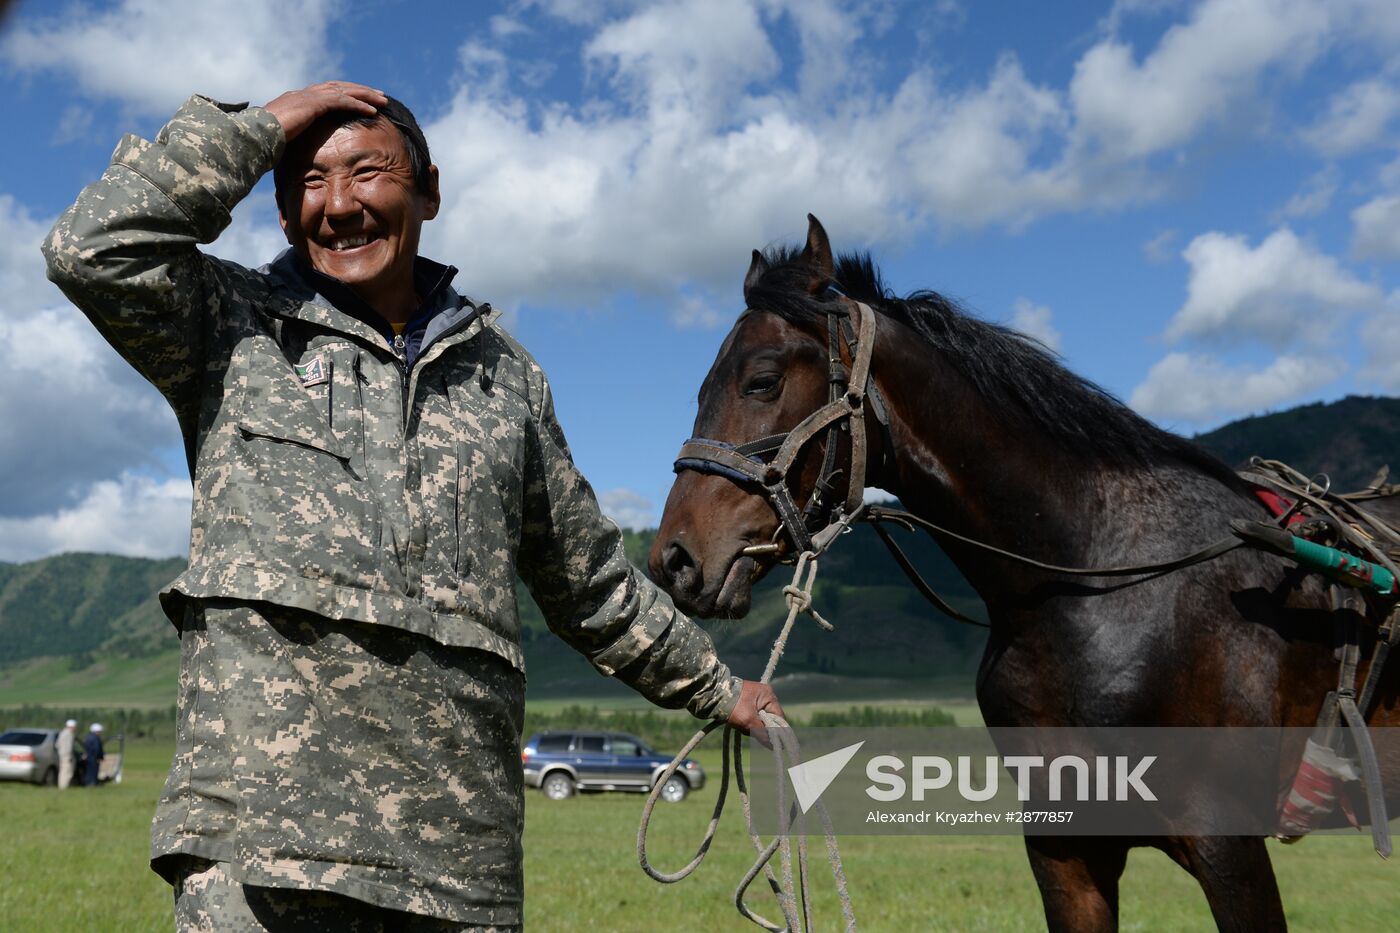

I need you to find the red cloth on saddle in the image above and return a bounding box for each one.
[1253,487,1308,528]
[1260,486,1366,840]
[1279,755,1357,836]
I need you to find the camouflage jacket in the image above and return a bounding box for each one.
[43,95,739,721]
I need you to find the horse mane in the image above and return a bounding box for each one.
[744,245,1243,483]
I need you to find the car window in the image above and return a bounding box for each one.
[535,735,570,754]
[609,737,642,757]
[0,731,46,745]
[574,735,606,754]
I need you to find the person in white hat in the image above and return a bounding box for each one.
[83,724,104,787]
[55,719,78,789]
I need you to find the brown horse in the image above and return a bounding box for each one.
[649,216,1400,931]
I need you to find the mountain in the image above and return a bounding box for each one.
[520,522,987,695]
[2,394,1397,706]
[0,529,982,705]
[1193,395,1400,491]
[0,553,184,667]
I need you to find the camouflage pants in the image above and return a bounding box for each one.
[173,858,519,931]
[153,600,526,925]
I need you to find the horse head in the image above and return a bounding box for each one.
[650,215,884,617]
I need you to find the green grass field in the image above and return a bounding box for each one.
[1,734,1397,931]
[0,651,180,709]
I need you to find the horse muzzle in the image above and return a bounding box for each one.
[651,535,764,618]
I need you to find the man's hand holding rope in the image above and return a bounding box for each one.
[727,680,787,748]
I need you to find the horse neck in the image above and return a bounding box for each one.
[864,316,1120,596]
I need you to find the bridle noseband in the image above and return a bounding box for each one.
[673,297,890,556]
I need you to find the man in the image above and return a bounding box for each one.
[56,719,77,789]
[82,723,104,787]
[44,81,781,929]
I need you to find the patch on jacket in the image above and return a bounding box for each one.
[294,353,329,388]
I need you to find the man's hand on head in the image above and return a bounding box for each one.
[725,680,786,748]
[264,81,389,144]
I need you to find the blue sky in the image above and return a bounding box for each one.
[2,0,1399,560]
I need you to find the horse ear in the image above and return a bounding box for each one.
[800,213,835,294]
[743,249,768,299]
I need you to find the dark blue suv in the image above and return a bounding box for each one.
[521,731,704,802]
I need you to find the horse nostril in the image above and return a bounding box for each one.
[661,540,698,591]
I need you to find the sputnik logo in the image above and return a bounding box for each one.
[786,741,865,813]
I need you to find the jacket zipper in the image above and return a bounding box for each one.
[393,303,487,427]
[392,333,409,425]
[395,307,487,594]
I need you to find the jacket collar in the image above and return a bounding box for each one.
[261,249,481,357]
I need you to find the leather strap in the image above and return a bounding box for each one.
[865,506,1243,578]
[674,300,881,555]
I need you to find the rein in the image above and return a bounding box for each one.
[638,530,862,932]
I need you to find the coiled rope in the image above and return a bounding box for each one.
[637,549,858,931]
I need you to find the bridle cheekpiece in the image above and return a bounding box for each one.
[673,296,889,557]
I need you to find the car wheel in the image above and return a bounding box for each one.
[42,767,57,787]
[542,772,574,800]
[660,774,688,803]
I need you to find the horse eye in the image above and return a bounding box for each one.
[743,373,782,396]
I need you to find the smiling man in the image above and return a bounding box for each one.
[44,81,782,930]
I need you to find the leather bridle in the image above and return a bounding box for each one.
[672,297,891,557]
[667,290,1290,638]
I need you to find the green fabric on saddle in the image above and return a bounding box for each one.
[1231,520,1396,597]
[1292,537,1396,596]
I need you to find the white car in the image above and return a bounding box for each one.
[0,728,60,785]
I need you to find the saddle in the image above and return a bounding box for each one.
[1235,459,1400,857]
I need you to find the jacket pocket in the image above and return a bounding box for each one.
[235,423,347,461]
[218,336,381,590]
[235,336,348,459]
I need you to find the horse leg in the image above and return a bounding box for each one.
[1024,836,1129,932]
[1160,835,1286,932]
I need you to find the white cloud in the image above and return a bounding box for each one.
[896,55,1080,230]
[415,0,1400,308]
[0,0,341,115]
[1351,193,1400,260]
[490,15,530,38]
[421,5,1080,305]
[768,0,882,103]
[1070,0,1331,161]
[423,37,908,304]
[1358,305,1400,390]
[585,0,780,127]
[598,488,656,530]
[1381,152,1400,189]
[50,105,94,146]
[0,183,187,548]
[0,195,61,311]
[1130,351,1343,423]
[1166,228,1381,346]
[671,294,726,330]
[206,197,290,270]
[1100,0,1193,35]
[1143,228,1178,263]
[0,304,181,517]
[1274,166,1339,220]
[1008,298,1061,352]
[522,0,625,27]
[0,474,191,562]
[1301,77,1400,156]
